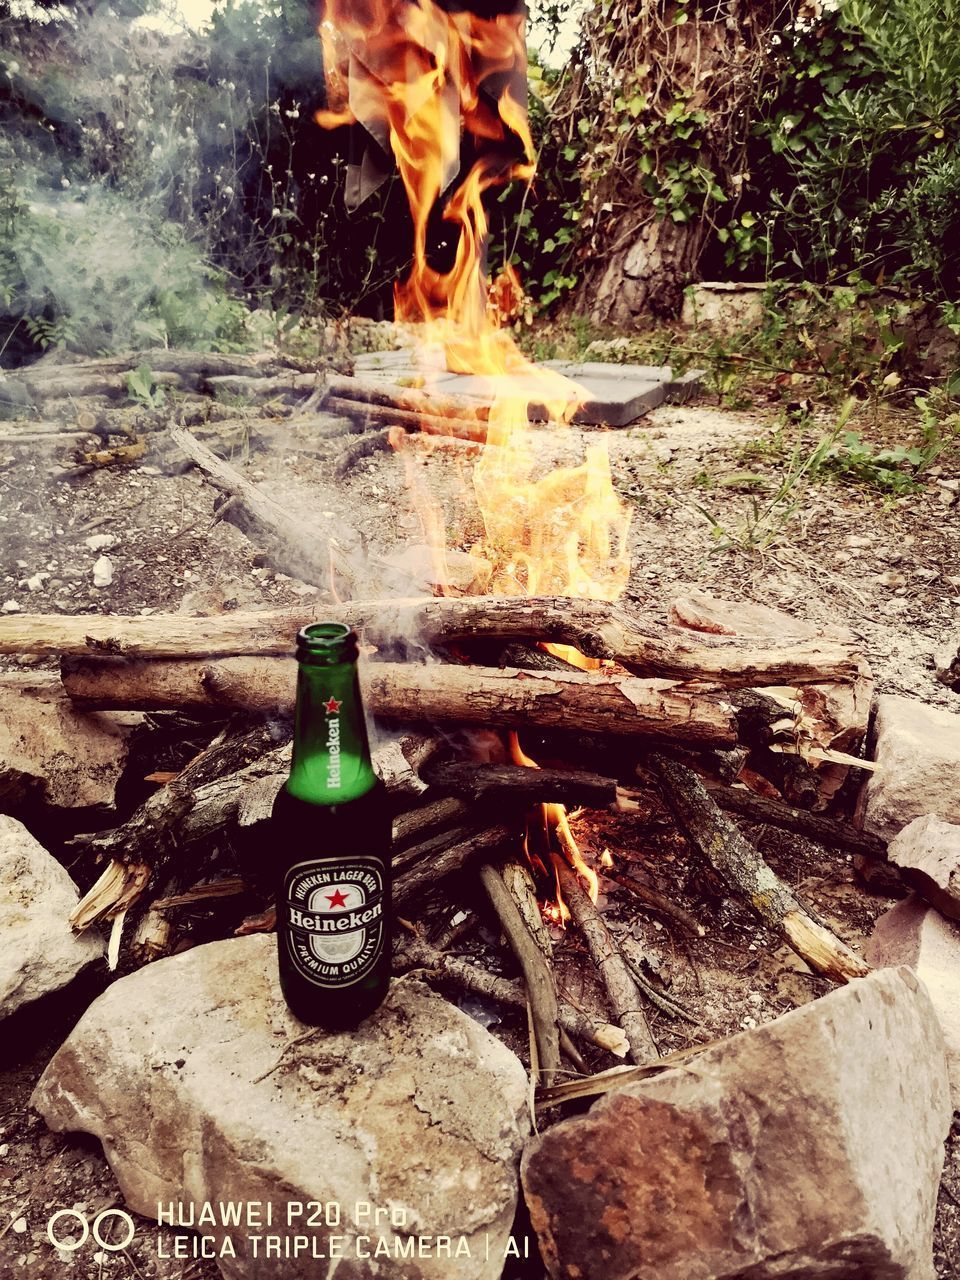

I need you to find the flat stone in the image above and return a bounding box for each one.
[856,695,960,843]
[33,935,529,1280]
[867,896,960,1107]
[428,368,669,425]
[887,814,960,921]
[0,815,104,1018]
[670,589,824,638]
[0,672,141,811]
[664,368,705,403]
[521,967,950,1280]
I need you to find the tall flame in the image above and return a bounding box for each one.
[317,0,631,900]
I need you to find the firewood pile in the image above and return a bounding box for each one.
[0,348,887,1089]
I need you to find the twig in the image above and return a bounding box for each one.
[396,937,627,1056]
[479,862,561,1085]
[609,871,706,937]
[553,856,658,1063]
[332,426,394,479]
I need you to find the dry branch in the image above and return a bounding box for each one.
[648,755,870,983]
[1,594,864,687]
[169,425,363,591]
[479,862,561,1084]
[323,396,487,443]
[423,761,619,809]
[393,824,517,913]
[553,856,658,1063]
[323,376,490,424]
[60,656,749,747]
[705,781,888,859]
[396,937,628,1056]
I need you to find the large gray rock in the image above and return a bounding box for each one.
[32,935,529,1280]
[521,967,950,1280]
[0,815,104,1017]
[857,695,960,843]
[867,896,960,1107]
[0,673,141,812]
[887,814,960,921]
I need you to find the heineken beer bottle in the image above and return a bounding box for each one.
[273,623,392,1027]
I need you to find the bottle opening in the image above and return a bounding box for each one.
[296,623,359,665]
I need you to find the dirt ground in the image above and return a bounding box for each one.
[1,377,959,1278]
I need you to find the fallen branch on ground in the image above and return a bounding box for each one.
[648,754,870,983]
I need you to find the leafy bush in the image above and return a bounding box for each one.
[739,0,960,299]
[0,175,247,358]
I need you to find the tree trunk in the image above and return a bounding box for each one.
[569,2,794,323]
[589,217,708,325]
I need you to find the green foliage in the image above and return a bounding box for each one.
[740,0,960,299]
[693,398,858,550]
[0,177,248,358]
[126,364,166,410]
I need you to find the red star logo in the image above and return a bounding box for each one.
[324,696,342,715]
[325,890,349,909]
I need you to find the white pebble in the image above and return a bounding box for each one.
[92,556,114,588]
[1,599,21,614]
[11,1217,26,1234]
[84,534,117,551]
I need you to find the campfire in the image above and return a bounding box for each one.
[4,0,959,1273]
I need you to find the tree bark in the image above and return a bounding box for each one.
[589,217,708,326]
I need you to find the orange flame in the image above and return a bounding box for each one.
[316,0,631,903]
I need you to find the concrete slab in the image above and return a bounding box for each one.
[351,354,698,425]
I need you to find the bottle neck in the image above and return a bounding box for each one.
[287,660,377,806]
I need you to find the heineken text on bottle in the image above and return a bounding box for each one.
[273,623,392,1028]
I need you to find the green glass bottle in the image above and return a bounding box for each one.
[273,623,392,1028]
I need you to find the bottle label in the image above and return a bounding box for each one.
[282,857,386,989]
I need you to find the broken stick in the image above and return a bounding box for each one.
[479,862,561,1085]
[396,937,627,1057]
[648,755,870,983]
[553,857,659,1063]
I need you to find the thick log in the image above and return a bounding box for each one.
[1,595,864,687]
[20,371,183,400]
[396,937,629,1057]
[422,761,619,809]
[61,656,745,747]
[169,425,364,591]
[705,781,888,860]
[648,755,870,984]
[17,350,292,385]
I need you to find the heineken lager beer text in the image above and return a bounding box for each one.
[273,623,392,1027]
